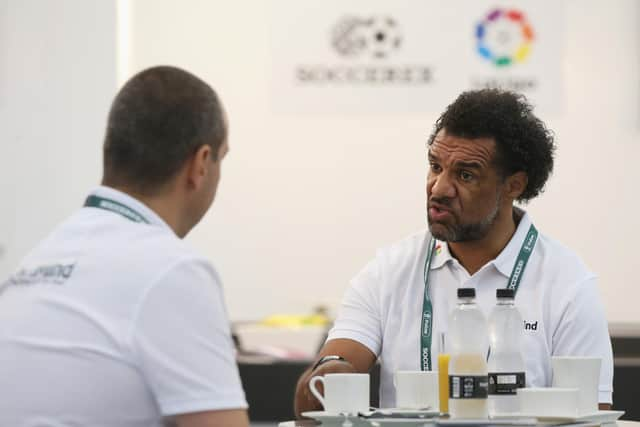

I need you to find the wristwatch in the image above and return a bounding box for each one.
[312,355,346,371]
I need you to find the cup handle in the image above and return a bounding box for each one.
[309,375,326,409]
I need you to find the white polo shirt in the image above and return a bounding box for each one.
[328,211,613,408]
[0,186,247,426]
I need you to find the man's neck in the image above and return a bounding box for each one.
[106,184,188,238]
[448,208,519,276]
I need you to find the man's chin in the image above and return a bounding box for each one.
[427,222,454,241]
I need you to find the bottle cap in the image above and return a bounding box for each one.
[457,288,476,298]
[496,288,516,299]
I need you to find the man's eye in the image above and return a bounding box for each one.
[430,163,442,172]
[460,170,474,182]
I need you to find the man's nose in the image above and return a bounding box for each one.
[429,173,456,199]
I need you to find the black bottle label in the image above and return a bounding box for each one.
[487,372,526,395]
[449,375,489,399]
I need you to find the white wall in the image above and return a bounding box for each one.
[529,1,640,325]
[0,0,117,276]
[124,0,640,323]
[2,1,639,324]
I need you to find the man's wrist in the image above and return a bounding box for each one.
[311,355,346,371]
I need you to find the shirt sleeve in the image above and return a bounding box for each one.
[130,257,248,416]
[551,275,613,404]
[327,255,383,356]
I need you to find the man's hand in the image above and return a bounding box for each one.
[166,409,249,427]
[294,339,376,419]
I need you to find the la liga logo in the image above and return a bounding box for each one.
[475,8,534,67]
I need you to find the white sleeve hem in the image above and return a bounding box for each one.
[160,397,249,416]
[326,330,379,357]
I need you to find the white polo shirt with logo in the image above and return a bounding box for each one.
[0,186,247,426]
[328,210,613,408]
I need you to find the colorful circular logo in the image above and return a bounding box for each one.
[476,8,534,67]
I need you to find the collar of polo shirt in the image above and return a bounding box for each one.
[428,207,533,276]
[88,186,172,232]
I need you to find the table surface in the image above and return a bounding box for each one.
[276,420,640,427]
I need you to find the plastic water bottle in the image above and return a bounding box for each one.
[487,288,526,415]
[448,288,489,418]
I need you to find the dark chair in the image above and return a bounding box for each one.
[612,335,640,421]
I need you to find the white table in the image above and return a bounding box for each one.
[277,420,640,427]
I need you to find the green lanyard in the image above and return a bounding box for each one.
[420,224,539,371]
[84,195,150,224]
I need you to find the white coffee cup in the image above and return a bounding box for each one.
[551,356,601,415]
[518,387,579,418]
[309,373,369,414]
[394,370,439,409]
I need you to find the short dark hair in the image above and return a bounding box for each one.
[427,89,555,202]
[102,66,226,194]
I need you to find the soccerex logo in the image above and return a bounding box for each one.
[331,15,402,59]
[475,8,534,67]
[295,15,432,85]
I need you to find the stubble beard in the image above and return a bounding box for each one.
[428,191,502,242]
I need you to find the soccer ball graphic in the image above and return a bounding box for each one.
[331,16,369,57]
[331,15,402,59]
[363,16,402,59]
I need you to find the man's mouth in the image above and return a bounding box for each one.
[428,202,454,222]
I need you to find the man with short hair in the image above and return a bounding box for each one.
[295,89,613,416]
[0,66,249,427]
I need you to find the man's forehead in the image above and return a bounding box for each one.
[429,130,495,165]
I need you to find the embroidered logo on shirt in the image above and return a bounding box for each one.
[435,244,442,256]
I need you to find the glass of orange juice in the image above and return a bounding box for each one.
[438,333,450,414]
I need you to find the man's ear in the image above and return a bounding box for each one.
[505,171,528,200]
[186,145,212,190]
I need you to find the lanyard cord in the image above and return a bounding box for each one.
[84,195,150,224]
[420,224,539,371]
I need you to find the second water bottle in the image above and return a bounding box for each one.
[487,288,526,415]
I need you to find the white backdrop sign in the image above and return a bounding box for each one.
[270,0,564,114]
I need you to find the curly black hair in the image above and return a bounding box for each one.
[427,89,555,202]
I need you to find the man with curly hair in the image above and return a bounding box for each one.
[295,89,613,415]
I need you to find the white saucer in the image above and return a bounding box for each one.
[302,410,436,426]
[363,408,441,418]
[438,418,536,426]
[492,409,624,424]
[367,419,435,426]
[580,410,625,423]
[301,410,369,426]
[538,409,625,424]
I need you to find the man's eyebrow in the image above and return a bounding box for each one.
[455,161,483,170]
[427,152,439,161]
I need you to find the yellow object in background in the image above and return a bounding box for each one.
[260,313,329,327]
[438,353,451,414]
[260,305,331,327]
